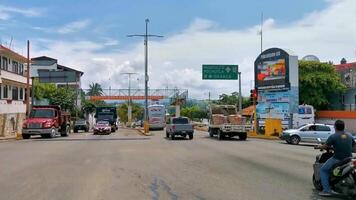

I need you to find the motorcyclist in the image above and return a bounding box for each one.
[318,120,355,197]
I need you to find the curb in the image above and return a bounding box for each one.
[248,135,280,140]
[136,128,152,136]
[0,136,16,141]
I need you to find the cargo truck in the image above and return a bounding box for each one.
[208,105,251,140]
[95,107,118,132]
[22,105,71,139]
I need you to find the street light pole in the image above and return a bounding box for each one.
[127,19,163,133]
[121,72,137,124]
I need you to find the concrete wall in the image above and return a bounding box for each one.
[0,113,26,137]
[0,100,26,114]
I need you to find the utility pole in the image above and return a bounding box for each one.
[128,19,163,133]
[26,40,30,117]
[238,72,242,115]
[260,12,263,53]
[121,72,137,124]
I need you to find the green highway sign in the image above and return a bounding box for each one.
[202,65,238,80]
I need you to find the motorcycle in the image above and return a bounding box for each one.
[312,142,356,197]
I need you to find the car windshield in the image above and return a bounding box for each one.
[75,120,86,125]
[29,109,55,118]
[172,118,189,124]
[97,121,109,126]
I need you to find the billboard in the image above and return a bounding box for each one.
[254,48,290,91]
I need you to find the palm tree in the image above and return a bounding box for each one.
[87,83,103,96]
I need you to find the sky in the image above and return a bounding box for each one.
[1,0,356,99]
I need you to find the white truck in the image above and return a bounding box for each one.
[208,105,251,140]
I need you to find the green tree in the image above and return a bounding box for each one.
[49,87,77,112]
[299,61,346,110]
[33,79,57,100]
[213,92,250,106]
[117,103,143,123]
[87,82,103,96]
[181,105,207,121]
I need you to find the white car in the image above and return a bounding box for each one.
[280,123,335,145]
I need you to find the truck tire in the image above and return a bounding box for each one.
[217,130,224,140]
[74,129,78,133]
[22,134,31,139]
[61,125,70,137]
[166,131,169,138]
[239,133,247,140]
[49,127,56,138]
[189,133,193,140]
[209,128,214,138]
[171,133,175,140]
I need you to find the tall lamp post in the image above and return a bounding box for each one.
[121,72,138,124]
[127,19,163,133]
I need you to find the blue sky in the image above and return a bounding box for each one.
[1,0,355,98]
[1,0,325,48]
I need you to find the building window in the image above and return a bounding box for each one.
[12,61,19,73]
[19,88,24,100]
[19,63,24,75]
[1,57,8,70]
[12,86,19,100]
[3,85,9,99]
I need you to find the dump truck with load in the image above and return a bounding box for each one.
[208,105,251,140]
[22,105,71,139]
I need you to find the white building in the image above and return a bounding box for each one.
[0,45,31,138]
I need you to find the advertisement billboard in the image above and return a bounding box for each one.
[254,48,290,91]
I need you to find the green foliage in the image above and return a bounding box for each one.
[49,87,77,112]
[81,99,96,114]
[181,105,207,120]
[33,79,57,100]
[299,61,346,110]
[117,103,143,123]
[87,82,103,96]
[212,92,251,108]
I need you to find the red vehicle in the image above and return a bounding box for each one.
[93,121,112,135]
[22,105,71,139]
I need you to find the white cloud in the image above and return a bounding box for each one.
[0,5,41,20]
[57,19,91,34]
[31,0,356,99]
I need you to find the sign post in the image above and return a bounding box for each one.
[202,64,242,113]
[202,65,238,80]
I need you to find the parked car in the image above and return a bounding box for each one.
[280,123,335,145]
[166,117,194,140]
[73,119,89,133]
[93,121,112,135]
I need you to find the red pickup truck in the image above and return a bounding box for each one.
[22,105,71,139]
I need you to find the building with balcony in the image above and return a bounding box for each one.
[0,45,31,138]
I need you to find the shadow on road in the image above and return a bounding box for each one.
[278,142,317,148]
[201,136,250,142]
[23,137,151,142]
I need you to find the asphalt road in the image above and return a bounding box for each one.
[0,128,349,200]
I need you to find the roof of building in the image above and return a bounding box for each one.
[31,56,58,62]
[31,56,84,76]
[0,44,27,63]
[334,62,356,72]
[57,64,84,76]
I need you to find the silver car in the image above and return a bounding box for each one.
[280,123,335,145]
